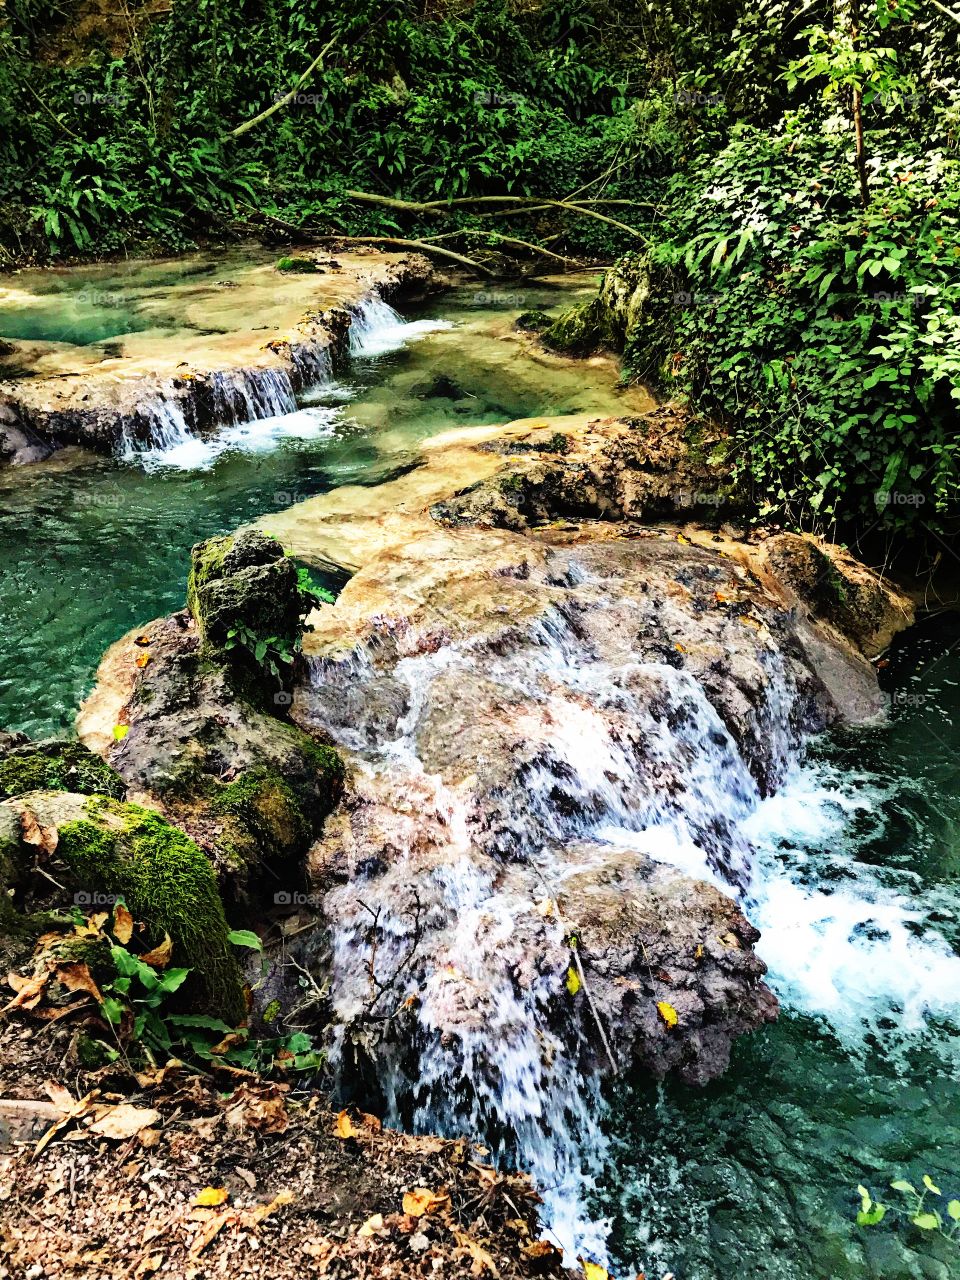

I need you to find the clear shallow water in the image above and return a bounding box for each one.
[600,615,960,1280]
[0,280,618,737]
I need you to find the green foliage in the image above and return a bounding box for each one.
[93,925,324,1075]
[623,121,960,534]
[857,1176,960,1245]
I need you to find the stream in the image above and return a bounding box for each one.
[1,264,958,1279]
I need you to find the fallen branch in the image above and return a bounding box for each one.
[312,233,498,276]
[343,189,649,241]
[226,35,338,139]
[421,229,584,267]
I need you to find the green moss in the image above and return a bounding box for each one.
[515,309,552,332]
[541,299,603,354]
[0,742,124,802]
[212,767,309,861]
[57,803,245,1024]
[186,534,230,629]
[296,734,346,813]
[276,256,319,273]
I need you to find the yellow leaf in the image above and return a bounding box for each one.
[113,725,129,741]
[402,1187,450,1217]
[112,902,134,945]
[676,534,689,544]
[193,1187,229,1207]
[140,933,173,969]
[357,1213,384,1237]
[674,643,686,653]
[580,1260,610,1280]
[657,1001,679,1028]
[566,966,581,996]
[135,652,151,669]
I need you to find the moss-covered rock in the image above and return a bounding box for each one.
[514,310,553,332]
[0,738,125,801]
[540,299,604,354]
[276,256,321,274]
[0,792,245,1023]
[187,529,303,658]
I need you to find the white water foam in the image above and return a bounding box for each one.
[741,764,960,1040]
[348,295,453,357]
[131,406,341,472]
[119,293,446,470]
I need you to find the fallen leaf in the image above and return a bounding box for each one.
[674,642,687,653]
[334,1108,381,1140]
[454,1230,499,1276]
[718,931,742,949]
[357,1213,384,1237]
[86,1103,160,1141]
[134,635,151,647]
[135,652,151,669]
[657,1001,679,1029]
[20,809,58,855]
[189,1209,232,1255]
[112,725,129,741]
[402,1187,450,1217]
[55,962,103,1003]
[566,966,581,996]
[43,1080,75,1113]
[112,903,134,945]
[248,1188,293,1224]
[135,1254,163,1278]
[224,1083,288,1134]
[193,1187,229,1208]
[3,972,49,1012]
[580,1261,609,1280]
[140,933,173,969]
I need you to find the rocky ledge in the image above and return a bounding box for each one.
[0,250,437,465]
[56,411,912,1106]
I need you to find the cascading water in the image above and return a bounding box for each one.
[299,534,960,1276]
[115,293,450,471]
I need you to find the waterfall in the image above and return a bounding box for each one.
[348,295,453,357]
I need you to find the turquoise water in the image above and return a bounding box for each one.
[0,280,620,737]
[600,616,960,1279]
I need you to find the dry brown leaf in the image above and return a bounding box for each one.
[139,933,173,969]
[86,1103,160,1141]
[112,903,134,945]
[224,1083,288,1134]
[189,1209,233,1255]
[3,971,49,1011]
[20,809,58,855]
[248,1188,293,1224]
[455,1230,499,1277]
[135,1254,163,1277]
[402,1187,450,1218]
[34,1089,99,1156]
[334,1107,381,1141]
[193,1187,229,1207]
[43,1080,75,1113]
[55,962,103,1003]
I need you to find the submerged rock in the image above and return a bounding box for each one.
[0,790,244,1021]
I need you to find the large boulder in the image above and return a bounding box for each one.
[0,790,245,1022]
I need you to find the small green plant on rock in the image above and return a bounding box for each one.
[857,1175,960,1244]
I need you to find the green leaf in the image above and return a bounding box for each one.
[890,1180,917,1194]
[227,929,263,951]
[911,1212,941,1231]
[922,1175,941,1195]
[947,1200,960,1222]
